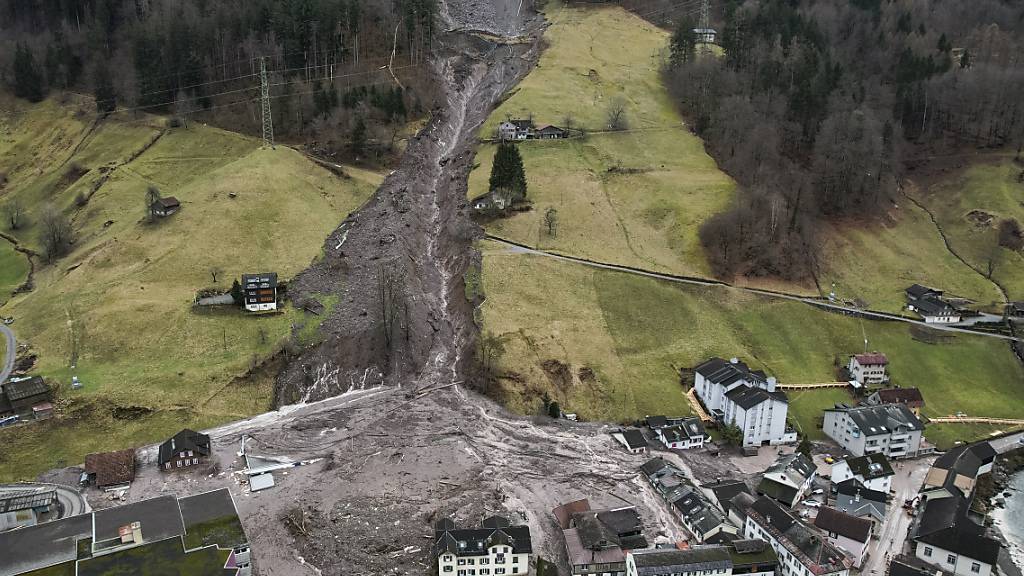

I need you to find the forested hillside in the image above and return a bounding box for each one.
[664,0,1024,282]
[0,0,439,160]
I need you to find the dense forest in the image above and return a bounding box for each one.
[663,0,1024,282]
[1,0,441,159]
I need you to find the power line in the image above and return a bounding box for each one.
[260,57,274,149]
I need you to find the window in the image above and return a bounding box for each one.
[458,559,466,566]
[444,556,453,562]
[923,547,932,557]
[443,567,453,573]
[947,555,957,565]
[971,564,981,573]
[176,460,182,468]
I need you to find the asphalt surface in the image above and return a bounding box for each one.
[486,236,1023,342]
[0,324,15,384]
[861,458,934,575]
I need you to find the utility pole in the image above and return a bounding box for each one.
[260,56,275,149]
[699,0,712,56]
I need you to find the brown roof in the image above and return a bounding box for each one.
[875,387,924,405]
[813,507,872,543]
[553,499,592,529]
[85,449,136,487]
[853,353,888,366]
[156,196,180,208]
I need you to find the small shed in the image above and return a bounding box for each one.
[1,377,52,416]
[692,28,718,43]
[151,197,181,218]
[535,125,568,139]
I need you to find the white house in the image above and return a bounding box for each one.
[655,417,707,450]
[692,28,718,43]
[813,507,872,568]
[497,119,534,141]
[906,286,962,323]
[912,495,999,576]
[641,458,734,543]
[434,516,532,576]
[822,403,924,459]
[242,273,278,312]
[756,452,816,508]
[743,497,851,576]
[694,358,796,448]
[830,453,895,493]
[612,429,648,454]
[847,353,889,386]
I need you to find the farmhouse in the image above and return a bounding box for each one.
[612,428,648,454]
[553,499,648,576]
[813,507,872,568]
[0,488,251,576]
[433,515,532,576]
[84,449,137,489]
[498,119,534,140]
[865,387,925,416]
[830,453,895,493]
[0,489,57,531]
[655,417,707,450]
[905,285,961,323]
[535,124,568,139]
[693,357,796,448]
[822,403,924,459]
[910,495,1000,576]
[158,428,212,471]
[0,376,52,420]
[756,452,816,508]
[470,190,510,213]
[834,480,887,523]
[151,196,181,218]
[642,458,734,543]
[847,353,889,386]
[742,497,851,576]
[242,272,278,312]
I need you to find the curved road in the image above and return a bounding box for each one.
[0,324,14,384]
[486,236,1022,342]
[0,482,91,518]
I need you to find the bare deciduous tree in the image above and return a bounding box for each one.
[478,331,505,385]
[544,207,559,237]
[606,96,628,131]
[3,200,25,230]
[209,266,223,283]
[39,203,73,262]
[378,262,406,354]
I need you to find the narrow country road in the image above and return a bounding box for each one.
[486,236,1023,342]
[0,324,15,384]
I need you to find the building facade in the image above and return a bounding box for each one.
[435,516,531,576]
[756,452,816,508]
[847,353,889,385]
[813,507,872,568]
[822,404,924,459]
[694,358,795,447]
[742,497,851,576]
[830,453,895,493]
[242,272,278,312]
[158,429,212,471]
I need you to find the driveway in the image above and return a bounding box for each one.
[861,457,934,575]
[0,324,14,384]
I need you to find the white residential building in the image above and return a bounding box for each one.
[694,358,796,448]
[830,453,895,493]
[847,353,889,386]
[756,452,816,508]
[434,516,531,576]
[742,497,851,576]
[655,417,707,450]
[813,507,872,568]
[822,403,924,459]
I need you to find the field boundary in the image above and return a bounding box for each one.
[484,234,1023,342]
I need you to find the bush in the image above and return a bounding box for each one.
[998,218,1024,251]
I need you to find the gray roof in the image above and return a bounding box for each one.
[826,403,923,435]
[844,453,894,480]
[641,457,671,477]
[242,272,278,287]
[765,452,816,484]
[707,479,751,514]
[3,376,50,401]
[0,513,91,574]
[813,507,872,543]
[618,429,647,449]
[933,442,997,479]
[0,489,56,513]
[661,418,707,442]
[178,488,247,547]
[434,524,533,557]
[906,284,942,299]
[913,296,956,315]
[695,357,768,387]
[93,495,185,545]
[726,385,788,408]
[631,546,732,575]
[748,497,849,573]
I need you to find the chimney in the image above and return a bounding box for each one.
[766,377,777,392]
[730,357,739,364]
[131,522,143,543]
[854,490,861,503]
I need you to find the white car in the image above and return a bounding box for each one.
[812,488,825,495]
[802,500,821,508]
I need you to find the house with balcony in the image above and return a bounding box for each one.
[822,403,924,459]
[434,515,532,575]
[553,499,648,576]
[742,497,850,576]
[242,272,278,312]
[830,453,895,493]
[655,417,707,450]
[846,353,889,386]
[693,358,796,448]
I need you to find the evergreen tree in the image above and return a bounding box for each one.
[488,143,527,200]
[94,62,117,114]
[13,42,45,102]
[797,435,813,459]
[670,16,697,66]
[351,116,367,156]
[547,401,561,419]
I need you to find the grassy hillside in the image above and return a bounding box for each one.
[469,3,735,277]
[914,158,1024,303]
[479,240,1024,444]
[0,94,380,480]
[0,240,29,304]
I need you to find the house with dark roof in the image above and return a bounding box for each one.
[626,545,732,576]
[158,429,212,472]
[905,286,962,323]
[906,284,943,302]
[553,499,648,576]
[834,480,887,523]
[536,124,568,139]
[847,353,889,386]
[1007,301,1024,319]
[910,494,1000,576]
[655,417,707,450]
[831,453,895,493]
[866,387,925,416]
[707,479,752,519]
[0,489,57,531]
[641,458,734,543]
[742,497,850,576]
[151,196,180,218]
[434,515,532,575]
[242,272,278,312]
[612,428,649,454]
[813,507,872,567]
[757,452,816,508]
[923,442,996,499]
[84,449,137,489]
[0,488,251,576]
[693,357,796,448]
[0,376,52,419]
[889,555,954,576]
[823,403,924,459]
[498,119,534,140]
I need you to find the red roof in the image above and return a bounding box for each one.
[875,387,924,405]
[853,353,888,366]
[85,449,137,487]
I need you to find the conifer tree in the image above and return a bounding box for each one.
[13,42,45,102]
[488,143,527,200]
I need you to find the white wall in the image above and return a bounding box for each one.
[437,548,530,575]
[825,532,869,568]
[916,542,992,576]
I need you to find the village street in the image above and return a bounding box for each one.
[862,457,934,575]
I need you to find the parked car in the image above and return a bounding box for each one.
[824,455,835,464]
[812,488,824,495]
[802,500,821,508]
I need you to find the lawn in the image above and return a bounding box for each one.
[914,158,1024,303]
[468,2,735,278]
[0,239,28,305]
[925,422,1024,451]
[77,537,231,576]
[478,240,1024,444]
[0,96,380,481]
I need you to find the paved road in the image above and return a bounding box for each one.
[0,482,91,519]
[0,324,15,384]
[861,457,934,575]
[486,236,1023,342]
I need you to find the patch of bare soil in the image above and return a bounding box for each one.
[541,359,573,389]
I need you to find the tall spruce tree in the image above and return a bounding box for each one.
[670,16,697,66]
[488,143,527,200]
[13,42,45,102]
[94,62,116,114]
